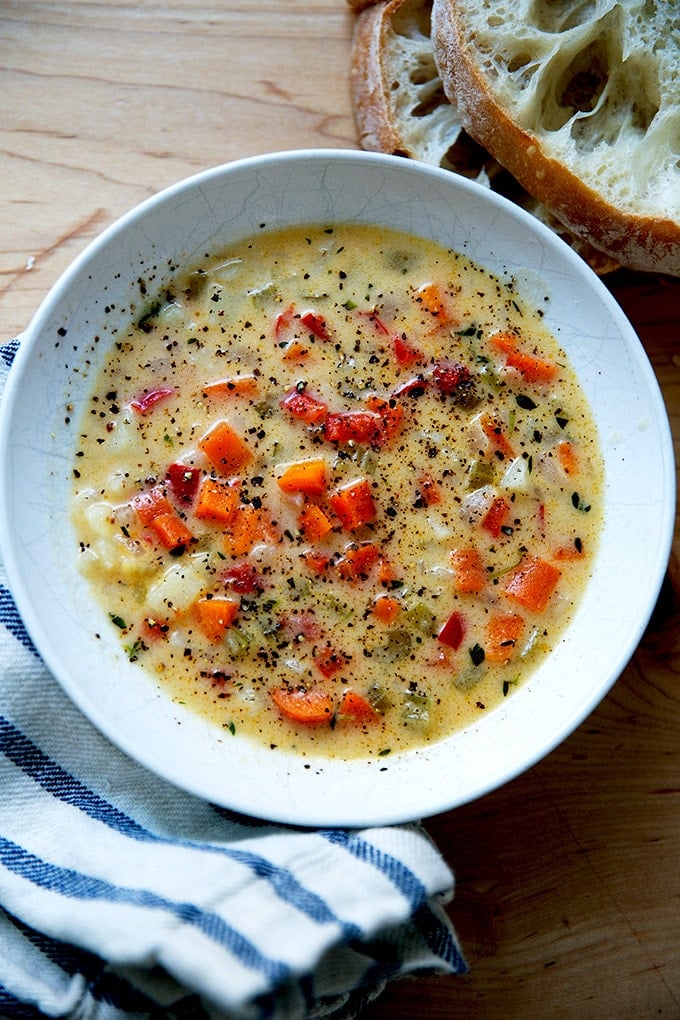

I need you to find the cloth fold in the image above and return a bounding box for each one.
[0,340,466,1019]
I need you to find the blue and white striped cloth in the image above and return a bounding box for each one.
[0,339,465,1019]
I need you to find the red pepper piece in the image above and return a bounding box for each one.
[130,387,175,415]
[165,463,201,505]
[280,386,328,424]
[438,610,466,650]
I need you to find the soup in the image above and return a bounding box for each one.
[71,223,603,759]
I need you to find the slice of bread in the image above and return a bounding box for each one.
[432,0,680,275]
[349,0,620,274]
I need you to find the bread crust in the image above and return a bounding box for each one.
[349,0,620,274]
[351,2,405,156]
[431,0,680,275]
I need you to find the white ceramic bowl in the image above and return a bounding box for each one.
[0,150,674,827]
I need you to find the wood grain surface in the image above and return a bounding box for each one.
[1,3,678,1018]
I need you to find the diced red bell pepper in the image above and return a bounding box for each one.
[130,387,175,415]
[324,410,383,445]
[280,386,328,424]
[481,496,511,538]
[300,311,330,340]
[166,463,201,505]
[438,610,466,650]
[431,360,471,395]
[223,562,264,594]
[392,334,423,367]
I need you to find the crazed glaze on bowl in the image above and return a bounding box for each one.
[0,150,674,826]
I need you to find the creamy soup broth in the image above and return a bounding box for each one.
[72,223,603,759]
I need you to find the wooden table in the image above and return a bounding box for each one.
[2,3,678,1017]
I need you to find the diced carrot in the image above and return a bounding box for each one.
[372,595,401,624]
[450,548,486,593]
[298,503,333,541]
[277,458,327,496]
[485,613,524,663]
[480,411,515,459]
[339,690,379,723]
[503,555,562,612]
[202,375,259,398]
[224,506,277,556]
[132,486,173,526]
[487,331,516,356]
[303,551,331,574]
[314,644,347,678]
[329,478,376,531]
[195,597,239,642]
[270,686,334,725]
[377,555,398,585]
[417,471,441,506]
[195,478,239,523]
[415,282,454,325]
[281,341,311,362]
[556,440,578,476]
[150,512,193,553]
[553,538,585,561]
[489,331,557,384]
[199,419,252,473]
[481,496,511,538]
[336,542,379,580]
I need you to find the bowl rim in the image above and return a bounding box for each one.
[0,148,675,826]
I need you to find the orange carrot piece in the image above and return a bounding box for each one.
[553,539,585,561]
[202,375,259,398]
[303,551,330,574]
[480,411,515,459]
[277,458,327,496]
[450,548,487,593]
[132,486,173,526]
[417,471,441,506]
[281,341,311,362]
[481,496,511,538]
[298,503,333,541]
[372,595,401,624]
[485,613,524,663]
[224,506,276,556]
[199,419,252,473]
[503,555,562,612]
[328,478,376,531]
[150,512,193,552]
[270,686,334,725]
[415,282,453,324]
[339,690,379,723]
[195,597,239,642]
[489,331,557,383]
[336,542,379,580]
[195,478,239,523]
[556,440,578,476]
[377,555,398,585]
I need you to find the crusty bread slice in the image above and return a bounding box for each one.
[349,0,620,274]
[432,0,680,275]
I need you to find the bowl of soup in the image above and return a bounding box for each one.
[0,150,673,826]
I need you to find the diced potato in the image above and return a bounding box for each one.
[145,553,211,616]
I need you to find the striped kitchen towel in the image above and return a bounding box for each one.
[0,338,466,1019]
